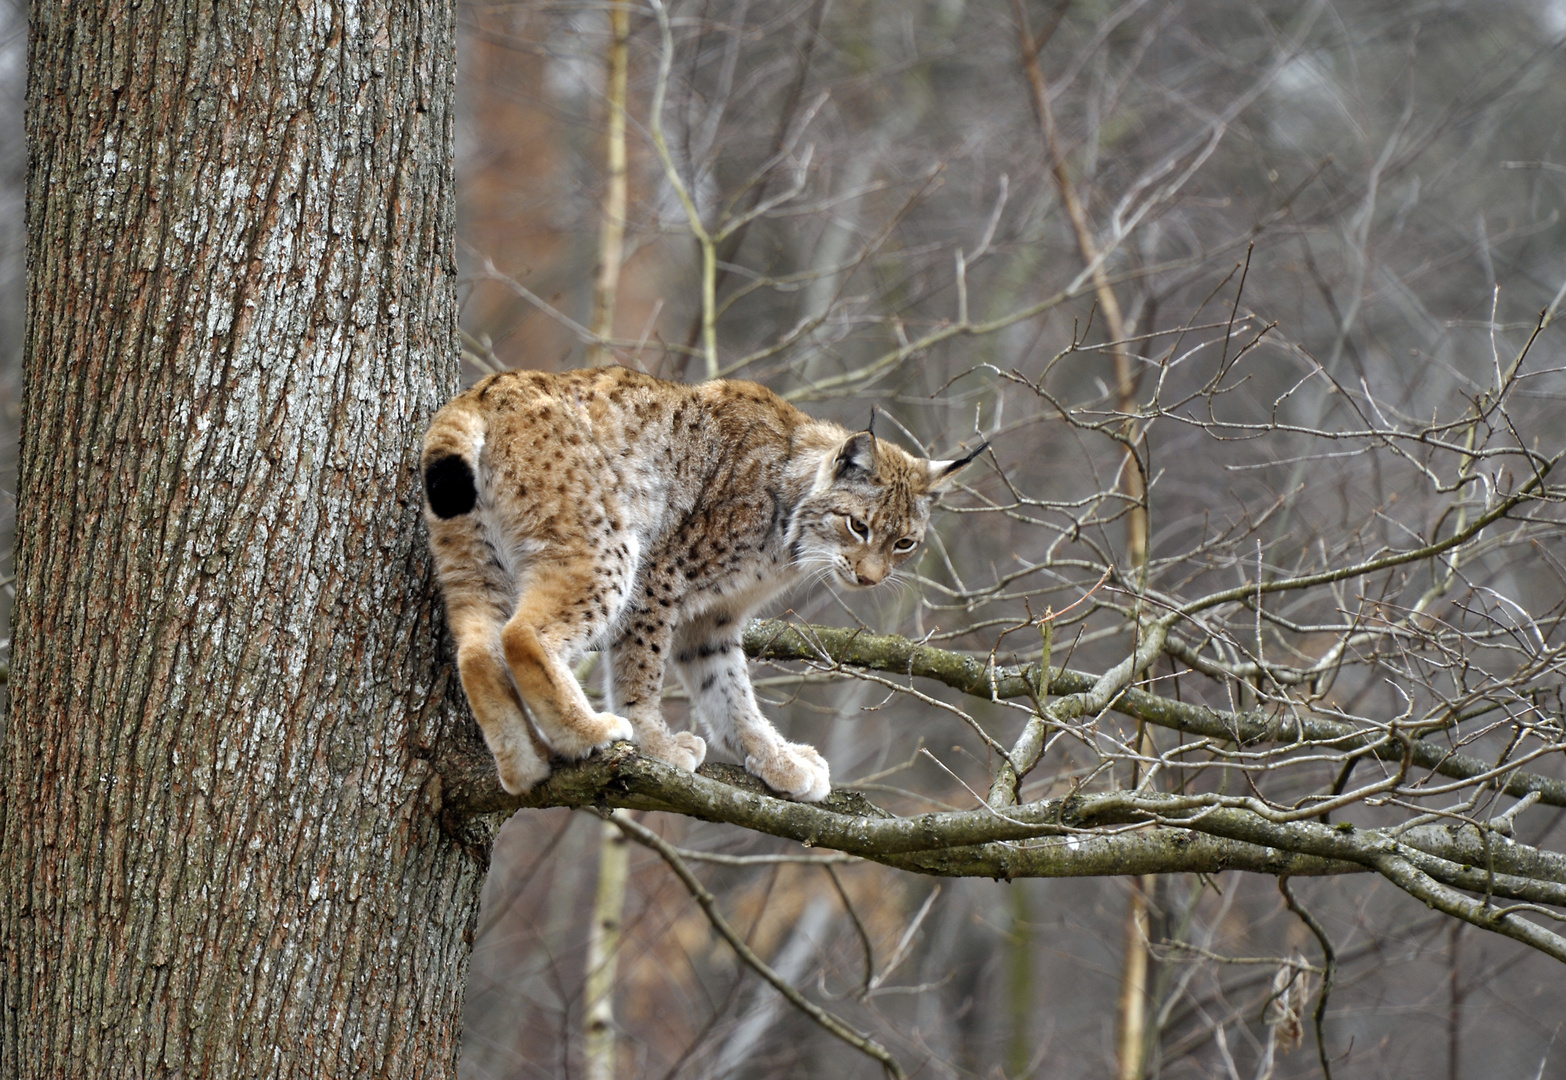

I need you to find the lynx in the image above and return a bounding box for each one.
[421,366,981,802]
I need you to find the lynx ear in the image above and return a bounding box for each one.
[834,431,878,480]
[923,441,988,493]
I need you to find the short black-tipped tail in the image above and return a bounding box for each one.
[424,454,478,519]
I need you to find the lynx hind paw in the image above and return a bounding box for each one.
[546,711,635,761]
[745,740,831,803]
[491,742,553,796]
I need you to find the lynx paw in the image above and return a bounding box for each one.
[640,729,708,772]
[745,739,831,802]
[490,738,554,796]
[546,711,635,760]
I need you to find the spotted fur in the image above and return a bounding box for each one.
[421,366,978,801]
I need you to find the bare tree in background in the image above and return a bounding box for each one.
[455,2,1566,1079]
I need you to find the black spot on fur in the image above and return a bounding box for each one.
[424,455,477,519]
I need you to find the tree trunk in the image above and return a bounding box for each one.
[0,0,487,1076]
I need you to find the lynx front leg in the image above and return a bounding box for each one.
[501,563,634,760]
[607,612,706,772]
[447,606,552,795]
[672,622,830,802]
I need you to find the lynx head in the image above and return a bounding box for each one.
[793,426,985,588]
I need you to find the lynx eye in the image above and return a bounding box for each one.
[845,516,870,542]
[892,536,917,553]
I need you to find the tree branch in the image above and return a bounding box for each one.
[438,741,1566,908]
[740,620,1566,807]
[430,617,1566,965]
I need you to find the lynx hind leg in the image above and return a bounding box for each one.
[673,624,830,802]
[500,561,634,760]
[426,467,551,794]
[448,608,552,795]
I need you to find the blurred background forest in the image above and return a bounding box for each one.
[446,1,1566,1078]
[8,0,1566,1077]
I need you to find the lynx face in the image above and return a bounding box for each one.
[791,431,945,589]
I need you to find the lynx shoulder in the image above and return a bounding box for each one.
[421,366,981,801]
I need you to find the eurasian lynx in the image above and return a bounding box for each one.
[422,366,980,802]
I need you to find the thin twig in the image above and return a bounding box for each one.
[608,812,909,1078]
[825,864,877,997]
[1279,878,1336,1080]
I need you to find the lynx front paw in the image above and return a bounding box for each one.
[745,739,831,802]
[671,730,709,772]
[638,729,708,772]
[546,711,635,760]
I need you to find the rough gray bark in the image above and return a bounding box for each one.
[0,0,486,1076]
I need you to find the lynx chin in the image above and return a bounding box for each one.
[422,366,983,802]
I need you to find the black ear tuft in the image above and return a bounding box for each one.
[939,441,988,478]
[834,431,878,480]
[424,455,478,519]
[926,441,988,492]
